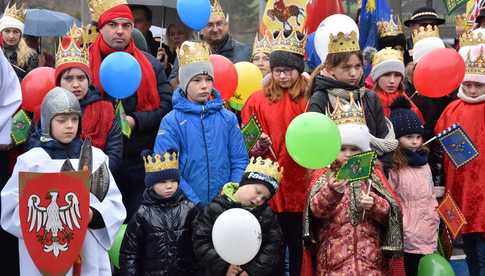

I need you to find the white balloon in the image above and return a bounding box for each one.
[314,14,360,63]
[212,208,262,265]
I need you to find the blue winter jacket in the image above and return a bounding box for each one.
[154,88,248,205]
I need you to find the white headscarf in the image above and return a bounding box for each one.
[0,48,22,144]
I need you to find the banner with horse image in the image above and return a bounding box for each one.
[261,0,307,35]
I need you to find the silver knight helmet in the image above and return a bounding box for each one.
[40,87,81,140]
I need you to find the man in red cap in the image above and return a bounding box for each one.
[88,0,172,220]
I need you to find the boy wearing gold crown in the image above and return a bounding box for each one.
[120,149,198,275]
[192,157,283,276]
[435,42,485,276]
[0,2,38,80]
[27,27,123,174]
[154,40,248,206]
[1,87,126,275]
[302,95,403,276]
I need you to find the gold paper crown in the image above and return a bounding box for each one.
[245,156,283,183]
[377,16,403,38]
[456,14,474,33]
[271,31,306,56]
[3,2,26,23]
[459,31,485,48]
[465,46,485,75]
[252,35,272,56]
[412,25,440,45]
[55,26,89,68]
[88,0,127,22]
[372,47,403,66]
[143,152,178,173]
[177,41,211,66]
[330,93,366,125]
[211,0,225,18]
[328,31,360,54]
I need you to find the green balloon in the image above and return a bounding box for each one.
[108,224,127,269]
[285,112,341,169]
[418,253,455,276]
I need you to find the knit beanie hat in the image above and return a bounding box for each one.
[177,41,214,92]
[338,123,372,151]
[142,149,179,187]
[239,157,283,196]
[270,51,305,73]
[389,96,424,138]
[370,47,405,81]
[270,30,306,73]
[0,3,25,33]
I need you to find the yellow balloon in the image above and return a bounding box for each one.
[230,62,263,111]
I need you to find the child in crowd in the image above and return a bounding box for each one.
[1,87,126,275]
[120,150,198,275]
[192,157,284,276]
[388,96,439,276]
[304,95,402,275]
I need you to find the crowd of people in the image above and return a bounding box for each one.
[0,0,484,275]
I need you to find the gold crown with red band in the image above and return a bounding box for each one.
[55,26,89,68]
[465,46,485,75]
[271,30,306,56]
[3,2,26,23]
[88,0,127,22]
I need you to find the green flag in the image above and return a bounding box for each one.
[115,101,132,138]
[241,115,263,151]
[336,151,377,182]
[442,0,468,14]
[11,109,31,145]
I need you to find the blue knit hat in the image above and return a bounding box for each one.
[142,149,179,187]
[389,96,424,138]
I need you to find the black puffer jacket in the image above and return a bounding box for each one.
[120,188,198,276]
[309,75,388,139]
[192,194,283,276]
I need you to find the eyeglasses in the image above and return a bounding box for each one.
[272,68,294,76]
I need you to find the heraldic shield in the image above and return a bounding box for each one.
[19,171,90,275]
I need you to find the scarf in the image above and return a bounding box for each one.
[457,86,485,104]
[403,148,428,167]
[80,100,114,150]
[89,35,160,112]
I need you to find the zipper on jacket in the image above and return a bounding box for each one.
[200,107,211,202]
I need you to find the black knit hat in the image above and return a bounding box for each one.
[239,171,279,196]
[389,96,424,138]
[142,149,180,187]
[270,50,305,73]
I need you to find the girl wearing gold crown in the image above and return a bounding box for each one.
[251,34,272,77]
[435,43,485,276]
[0,2,38,80]
[302,96,403,275]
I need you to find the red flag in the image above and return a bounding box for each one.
[304,0,345,34]
[437,193,467,240]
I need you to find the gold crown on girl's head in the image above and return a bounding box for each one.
[177,41,211,66]
[55,27,90,68]
[465,46,485,75]
[271,30,306,56]
[377,15,403,38]
[245,156,283,183]
[211,0,225,18]
[252,35,272,56]
[143,152,179,173]
[372,47,403,66]
[88,0,127,22]
[3,2,26,23]
[330,93,366,125]
[459,31,485,47]
[328,31,360,54]
[412,25,440,44]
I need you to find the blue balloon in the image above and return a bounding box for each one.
[177,0,211,31]
[306,32,321,70]
[100,52,141,99]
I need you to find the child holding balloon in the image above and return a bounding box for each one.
[120,149,199,275]
[192,157,284,276]
[303,95,403,275]
[387,96,439,276]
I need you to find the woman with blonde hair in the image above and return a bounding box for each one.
[0,3,38,80]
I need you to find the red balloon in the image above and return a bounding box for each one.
[209,54,238,101]
[21,67,56,112]
[414,48,465,98]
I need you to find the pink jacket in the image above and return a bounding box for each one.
[389,165,439,254]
